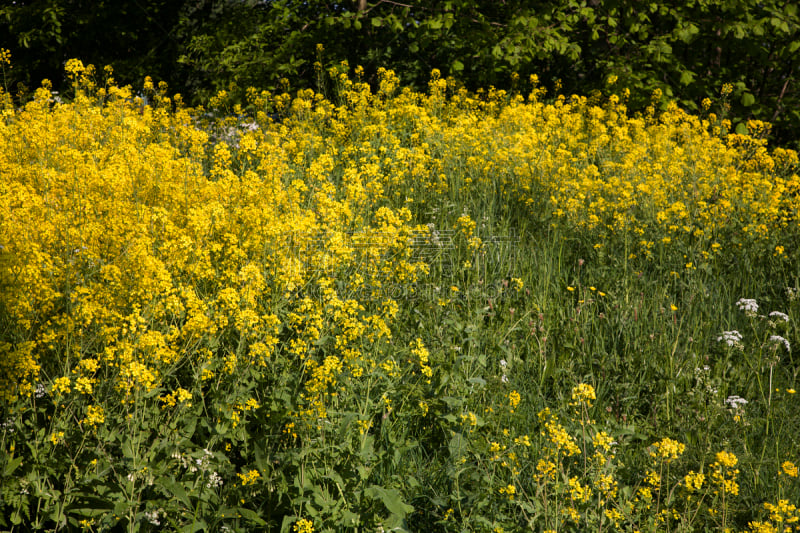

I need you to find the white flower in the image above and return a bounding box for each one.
[144,510,160,526]
[206,471,224,488]
[717,330,743,347]
[34,383,47,398]
[501,374,509,383]
[769,335,791,352]
[499,359,508,368]
[768,311,790,322]
[736,298,759,316]
[725,395,748,409]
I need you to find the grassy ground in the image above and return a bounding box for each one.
[1,58,799,532]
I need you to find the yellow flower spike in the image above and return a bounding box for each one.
[508,390,521,410]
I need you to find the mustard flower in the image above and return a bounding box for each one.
[83,405,105,428]
[498,483,516,500]
[683,470,705,492]
[572,383,596,403]
[293,518,314,533]
[508,390,521,410]
[781,461,798,478]
[237,469,261,486]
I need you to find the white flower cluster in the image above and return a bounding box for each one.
[736,298,759,316]
[694,365,718,395]
[207,471,224,489]
[769,335,791,352]
[724,395,748,422]
[717,330,744,348]
[768,311,790,322]
[144,510,160,526]
[500,359,509,383]
[724,395,748,409]
[190,448,214,473]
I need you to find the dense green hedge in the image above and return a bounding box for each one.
[2,0,799,145]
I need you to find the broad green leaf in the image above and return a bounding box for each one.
[236,507,267,525]
[3,456,23,476]
[364,485,413,517]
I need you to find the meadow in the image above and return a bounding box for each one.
[1,54,799,532]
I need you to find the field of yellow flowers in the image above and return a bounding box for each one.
[1,54,799,532]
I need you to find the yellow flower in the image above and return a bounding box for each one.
[508,390,521,410]
[781,461,798,478]
[83,405,105,428]
[715,450,738,468]
[237,469,261,486]
[593,431,614,453]
[499,483,516,500]
[49,431,65,445]
[571,383,596,405]
[52,376,72,395]
[684,470,705,492]
[293,518,314,533]
[650,437,686,463]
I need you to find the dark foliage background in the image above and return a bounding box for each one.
[2,0,799,146]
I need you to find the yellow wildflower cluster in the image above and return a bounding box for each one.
[293,518,314,533]
[650,437,686,463]
[82,405,105,428]
[539,408,581,457]
[711,450,740,496]
[237,469,261,486]
[782,461,799,478]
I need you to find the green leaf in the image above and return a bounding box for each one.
[3,456,23,476]
[371,17,382,27]
[180,520,207,533]
[448,432,466,460]
[741,92,755,107]
[452,60,464,72]
[735,122,749,135]
[156,476,192,508]
[364,485,413,518]
[236,507,267,525]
